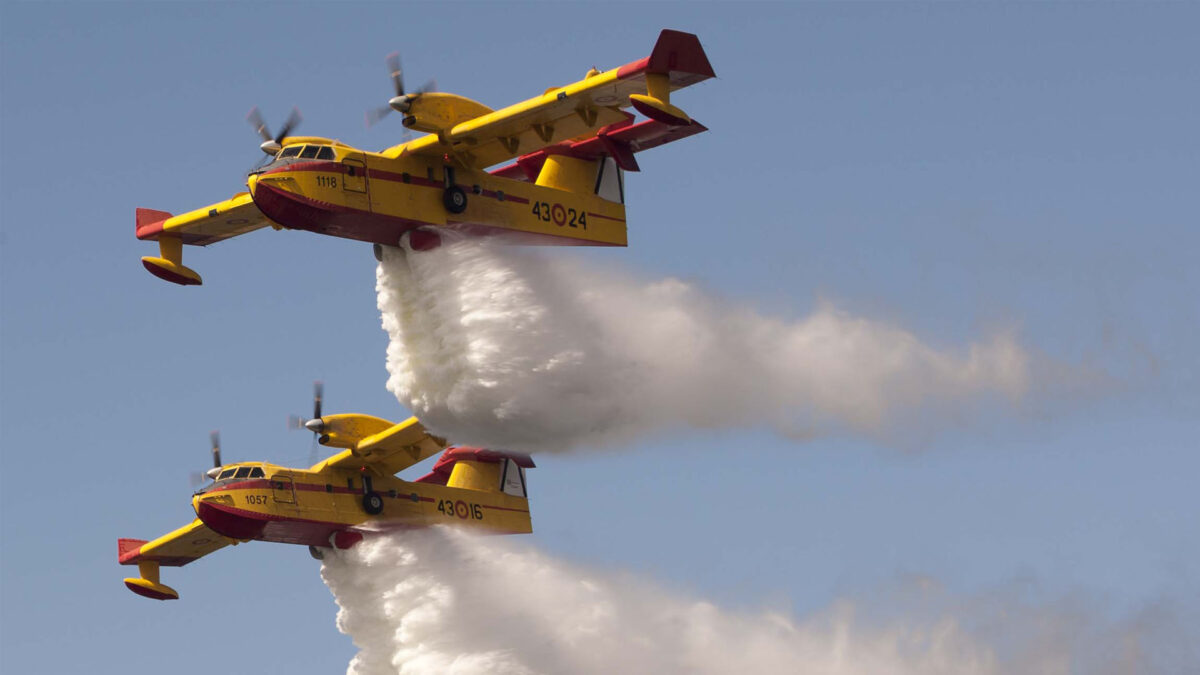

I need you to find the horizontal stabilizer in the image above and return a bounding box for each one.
[491,117,707,182]
[415,447,535,485]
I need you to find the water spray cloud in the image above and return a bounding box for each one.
[323,530,1182,675]
[377,239,1029,451]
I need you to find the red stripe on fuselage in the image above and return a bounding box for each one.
[366,167,442,189]
[479,504,530,514]
[254,163,621,247]
[584,211,626,224]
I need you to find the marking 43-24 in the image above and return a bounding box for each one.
[530,201,587,229]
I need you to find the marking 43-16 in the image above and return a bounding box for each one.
[436,499,484,520]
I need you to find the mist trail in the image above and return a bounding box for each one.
[322,529,1175,675]
[377,237,1030,452]
[322,529,997,675]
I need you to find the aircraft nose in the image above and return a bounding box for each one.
[195,495,266,540]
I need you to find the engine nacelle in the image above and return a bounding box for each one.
[400,93,494,134]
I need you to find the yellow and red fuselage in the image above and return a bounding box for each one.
[244,138,629,252]
[188,449,534,551]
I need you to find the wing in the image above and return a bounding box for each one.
[137,192,279,285]
[136,192,274,247]
[119,519,230,567]
[387,29,714,170]
[490,116,708,180]
[118,519,232,600]
[311,415,449,476]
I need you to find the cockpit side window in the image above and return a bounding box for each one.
[217,469,236,480]
[234,467,252,479]
[316,146,335,160]
[279,146,302,159]
[299,145,320,159]
[249,467,265,478]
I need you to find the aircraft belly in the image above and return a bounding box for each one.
[251,179,423,246]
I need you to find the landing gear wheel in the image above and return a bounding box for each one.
[373,243,383,262]
[308,545,325,560]
[362,491,384,515]
[442,185,467,214]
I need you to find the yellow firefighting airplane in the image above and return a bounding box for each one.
[136,29,714,285]
[118,387,534,600]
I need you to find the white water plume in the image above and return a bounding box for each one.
[322,529,1183,675]
[377,238,1029,452]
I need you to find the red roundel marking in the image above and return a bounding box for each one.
[551,203,566,226]
[455,500,469,519]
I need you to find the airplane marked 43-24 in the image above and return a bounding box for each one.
[135,29,715,286]
[118,384,535,600]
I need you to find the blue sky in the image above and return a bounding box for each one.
[2,2,1196,672]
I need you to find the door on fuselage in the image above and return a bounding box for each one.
[341,155,370,213]
[271,475,295,504]
[342,158,367,193]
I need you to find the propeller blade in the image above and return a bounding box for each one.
[387,51,404,97]
[415,79,437,95]
[275,107,302,144]
[210,430,222,468]
[312,380,323,421]
[366,105,393,128]
[246,106,272,142]
[249,153,272,174]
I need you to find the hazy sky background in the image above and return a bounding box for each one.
[2,2,1196,672]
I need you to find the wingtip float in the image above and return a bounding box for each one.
[118,388,535,600]
[134,29,715,286]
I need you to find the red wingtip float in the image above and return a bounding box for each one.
[134,29,715,286]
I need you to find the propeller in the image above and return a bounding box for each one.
[288,381,324,465]
[366,52,436,128]
[189,430,224,487]
[247,106,303,170]
[210,430,223,468]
